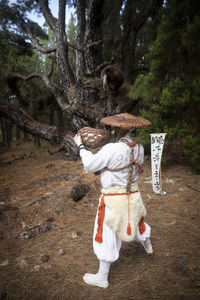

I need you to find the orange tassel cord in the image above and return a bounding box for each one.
[95,191,138,243]
[127,222,131,235]
[95,195,105,243]
[127,194,132,235]
[139,217,146,234]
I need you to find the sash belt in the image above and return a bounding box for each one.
[95,191,146,243]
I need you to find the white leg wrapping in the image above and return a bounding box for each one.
[83,260,111,288]
[134,222,153,254]
[93,203,122,262]
[141,237,153,254]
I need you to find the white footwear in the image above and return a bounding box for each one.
[83,260,110,288]
[141,237,153,254]
[83,273,109,288]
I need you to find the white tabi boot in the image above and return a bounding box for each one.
[141,237,153,254]
[83,260,111,288]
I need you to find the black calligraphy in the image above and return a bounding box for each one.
[151,134,166,194]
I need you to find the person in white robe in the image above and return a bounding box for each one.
[74,113,153,288]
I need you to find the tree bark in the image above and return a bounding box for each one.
[121,0,163,83]
[1,117,6,145]
[0,99,77,154]
[16,125,21,140]
[5,119,10,147]
[84,0,105,73]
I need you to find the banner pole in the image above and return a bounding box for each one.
[150,133,167,195]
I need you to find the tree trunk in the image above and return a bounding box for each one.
[24,131,28,140]
[58,111,64,128]
[16,125,21,140]
[8,121,13,141]
[76,0,86,79]
[1,117,6,145]
[34,135,41,146]
[0,99,77,154]
[5,119,10,147]
[49,109,54,125]
[121,0,163,83]
[84,0,105,73]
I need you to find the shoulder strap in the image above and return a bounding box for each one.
[106,141,140,172]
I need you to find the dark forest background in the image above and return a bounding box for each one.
[0,0,199,172]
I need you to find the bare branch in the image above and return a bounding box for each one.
[0,98,77,154]
[6,57,70,113]
[39,0,58,32]
[85,39,103,48]
[76,0,87,77]
[47,55,55,77]
[7,71,44,81]
[64,36,84,53]
[24,24,56,53]
[85,58,115,76]
[58,0,67,33]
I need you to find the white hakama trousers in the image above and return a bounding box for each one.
[93,198,151,263]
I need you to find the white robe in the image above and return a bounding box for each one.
[80,133,151,262]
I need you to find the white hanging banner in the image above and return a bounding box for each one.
[150,133,167,195]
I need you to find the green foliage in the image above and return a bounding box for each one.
[66,13,77,70]
[183,136,200,173]
[129,0,200,172]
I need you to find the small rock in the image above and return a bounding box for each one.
[33,265,40,271]
[19,222,52,239]
[58,249,66,255]
[144,177,152,184]
[172,264,188,276]
[16,258,28,268]
[46,217,54,223]
[41,254,49,263]
[0,260,9,267]
[165,178,175,184]
[71,184,90,202]
[180,257,188,265]
[0,292,7,300]
[21,222,26,228]
[71,231,82,239]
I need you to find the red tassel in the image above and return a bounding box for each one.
[139,217,146,234]
[95,233,102,243]
[127,222,131,235]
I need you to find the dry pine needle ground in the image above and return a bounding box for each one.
[0,141,200,300]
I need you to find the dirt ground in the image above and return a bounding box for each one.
[0,141,200,300]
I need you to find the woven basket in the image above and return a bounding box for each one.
[77,127,110,149]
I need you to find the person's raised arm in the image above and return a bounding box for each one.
[74,134,112,173]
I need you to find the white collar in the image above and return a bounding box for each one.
[119,132,132,143]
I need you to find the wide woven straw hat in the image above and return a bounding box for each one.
[100,113,152,128]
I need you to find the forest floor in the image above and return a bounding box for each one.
[0,140,200,300]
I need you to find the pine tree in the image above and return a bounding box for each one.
[129,0,200,172]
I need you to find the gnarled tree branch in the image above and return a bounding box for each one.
[0,98,76,154]
[38,0,58,32]
[24,23,56,54]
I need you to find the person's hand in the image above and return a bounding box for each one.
[74,134,82,147]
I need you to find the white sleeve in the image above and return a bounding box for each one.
[79,144,113,174]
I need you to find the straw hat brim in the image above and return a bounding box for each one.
[100,113,152,128]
